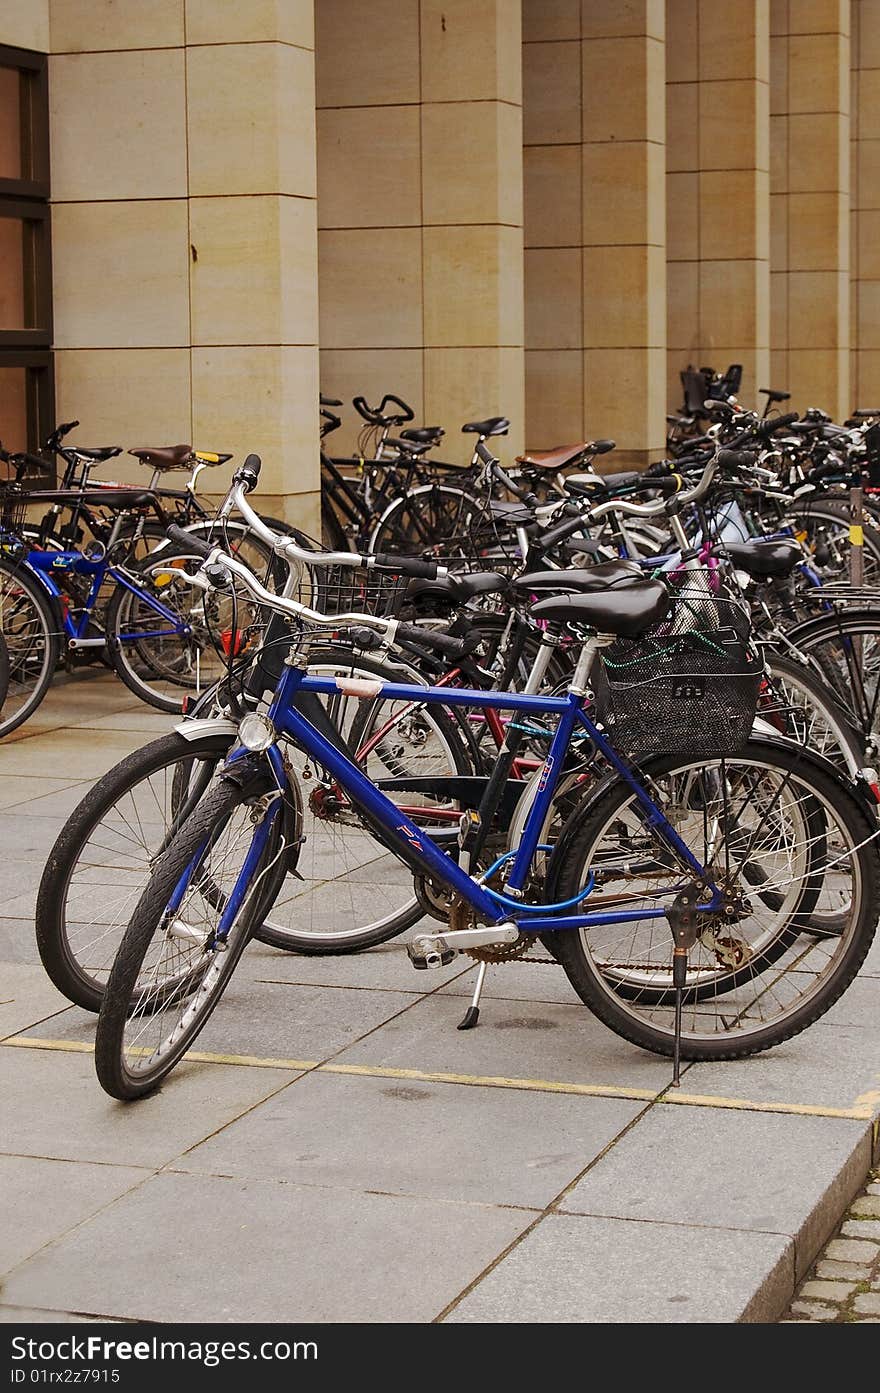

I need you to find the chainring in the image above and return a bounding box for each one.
[465,932,538,963]
[445,892,539,962]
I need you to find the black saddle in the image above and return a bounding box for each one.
[401,426,444,445]
[71,446,122,462]
[386,437,431,457]
[566,470,641,496]
[531,581,669,639]
[462,417,510,437]
[405,570,508,610]
[513,560,642,594]
[724,540,801,578]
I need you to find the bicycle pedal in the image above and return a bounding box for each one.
[406,938,455,970]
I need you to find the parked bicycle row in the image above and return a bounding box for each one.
[12,399,879,1103]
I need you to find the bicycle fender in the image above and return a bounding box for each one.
[173,716,238,742]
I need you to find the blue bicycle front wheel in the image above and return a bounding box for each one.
[95,761,286,1100]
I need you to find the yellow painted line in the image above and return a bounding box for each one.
[658,1089,874,1120]
[3,1036,315,1071]
[319,1060,659,1101]
[4,1035,877,1119]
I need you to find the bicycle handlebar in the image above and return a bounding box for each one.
[0,445,54,478]
[215,466,446,582]
[352,394,415,427]
[490,459,538,510]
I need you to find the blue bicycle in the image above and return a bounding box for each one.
[93,457,880,1099]
[0,460,266,732]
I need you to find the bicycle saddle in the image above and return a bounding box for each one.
[400,427,444,445]
[405,570,509,610]
[517,439,616,472]
[531,581,669,639]
[70,446,123,462]
[385,437,431,457]
[724,540,801,578]
[128,445,193,470]
[462,417,509,436]
[565,469,641,494]
[513,560,642,594]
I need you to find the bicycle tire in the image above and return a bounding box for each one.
[548,740,879,1060]
[0,555,61,738]
[95,770,282,1100]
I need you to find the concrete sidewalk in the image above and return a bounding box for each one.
[1,673,878,1324]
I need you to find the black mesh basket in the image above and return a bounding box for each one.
[312,562,411,618]
[0,482,27,536]
[597,571,762,758]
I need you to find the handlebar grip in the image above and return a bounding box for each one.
[493,461,538,508]
[165,524,213,558]
[58,421,79,436]
[393,623,481,660]
[381,394,414,423]
[754,411,800,439]
[717,448,759,471]
[539,509,588,551]
[233,453,261,491]
[372,553,439,580]
[645,460,672,478]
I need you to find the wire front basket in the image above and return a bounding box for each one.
[0,482,27,537]
[311,562,412,619]
[598,570,762,758]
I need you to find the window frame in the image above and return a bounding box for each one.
[0,42,53,458]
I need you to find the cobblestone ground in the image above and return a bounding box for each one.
[780,1166,880,1321]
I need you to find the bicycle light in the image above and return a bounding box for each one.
[238,713,275,751]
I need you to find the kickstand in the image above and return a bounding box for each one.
[671,948,686,1087]
[458,961,488,1030]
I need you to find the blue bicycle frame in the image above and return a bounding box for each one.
[206,660,724,943]
[22,548,191,645]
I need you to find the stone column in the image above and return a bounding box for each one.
[770,0,850,417]
[317,0,524,466]
[522,0,584,446]
[47,1,320,531]
[420,0,525,462]
[581,0,666,469]
[667,0,770,413]
[852,0,880,408]
[316,0,425,460]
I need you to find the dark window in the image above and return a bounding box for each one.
[0,43,53,460]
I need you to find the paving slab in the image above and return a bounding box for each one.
[0,1154,146,1275]
[0,784,99,819]
[681,1018,880,1115]
[0,814,77,859]
[16,972,424,1064]
[241,937,470,994]
[0,1045,302,1168]
[438,956,583,1005]
[0,776,87,812]
[444,1212,794,1323]
[558,1105,871,1281]
[332,992,676,1092]
[0,919,41,964]
[0,963,74,1040]
[176,1069,644,1209]
[1,1170,533,1324]
[0,732,149,779]
[0,1306,120,1323]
